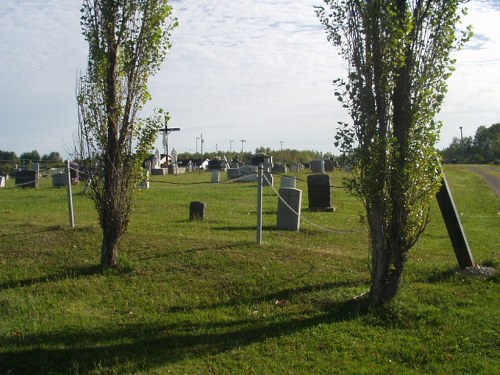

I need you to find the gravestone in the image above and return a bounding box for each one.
[272,164,287,174]
[227,165,258,182]
[289,164,299,173]
[263,172,273,187]
[151,168,166,175]
[324,159,334,172]
[15,170,39,188]
[277,188,302,231]
[281,176,296,189]
[211,171,220,183]
[52,173,66,187]
[189,201,206,221]
[0,175,5,188]
[311,159,325,174]
[307,174,333,211]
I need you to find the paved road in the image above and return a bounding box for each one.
[465,165,500,196]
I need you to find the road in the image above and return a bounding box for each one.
[465,165,500,196]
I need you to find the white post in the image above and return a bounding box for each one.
[65,160,75,228]
[256,165,263,245]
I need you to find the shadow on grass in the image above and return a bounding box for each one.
[0,295,371,374]
[0,264,103,291]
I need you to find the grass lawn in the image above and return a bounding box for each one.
[0,165,498,374]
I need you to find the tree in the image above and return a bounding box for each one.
[317,1,470,305]
[474,123,500,162]
[19,150,41,163]
[41,152,63,163]
[77,0,177,270]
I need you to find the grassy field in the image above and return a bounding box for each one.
[0,165,498,374]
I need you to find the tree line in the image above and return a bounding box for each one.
[176,147,335,165]
[0,150,63,174]
[440,123,500,164]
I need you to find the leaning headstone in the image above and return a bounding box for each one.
[277,188,302,231]
[189,201,206,221]
[15,170,39,188]
[307,174,334,211]
[211,171,220,183]
[311,159,325,174]
[281,176,296,189]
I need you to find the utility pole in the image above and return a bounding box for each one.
[280,140,285,163]
[459,126,464,162]
[200,133,204,159]
[230,140,234,152]
[240,139,246,163]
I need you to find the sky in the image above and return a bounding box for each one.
[0,0,499,159]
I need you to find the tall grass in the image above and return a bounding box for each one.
[0,165,498,374]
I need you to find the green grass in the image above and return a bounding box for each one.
[0,165,498,374]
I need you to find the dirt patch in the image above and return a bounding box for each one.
[465,165,500,196]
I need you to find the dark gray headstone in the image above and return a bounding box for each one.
[52,173,66,187]
[307,174,333,211]
[277,188,302,231]
[15,170,39,188]
[189,201,206,221]
[436,175,475,269]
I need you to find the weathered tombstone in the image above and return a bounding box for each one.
[0,175,5,188]
[15,170,39,188]
[168,164,175,175]
[189,201,206,221]
[307,174,333,212]
[52,173,66,187]
[289,163,299,173]
[281,176,296,189]
[211,171,220,183]
[311,159,325,174]
[277,188,302,231]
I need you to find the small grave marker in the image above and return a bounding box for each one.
[189,201,206,221]
[277,188,302,231]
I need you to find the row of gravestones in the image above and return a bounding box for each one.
[7,167,80,188]
[190,174,333,231]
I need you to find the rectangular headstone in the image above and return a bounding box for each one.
[307,174,333,211]
[324,159,334,172]
[151,168,166,175]
[277,188,302,231]
[52,173,66,187]
[311,159,325,174]
[0,175,5,188]
[15,170,39,188]
[281,176,296,189]
[211,171,220,183]
[189,201,207,221]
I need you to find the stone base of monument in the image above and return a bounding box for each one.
[151,168,166,175]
